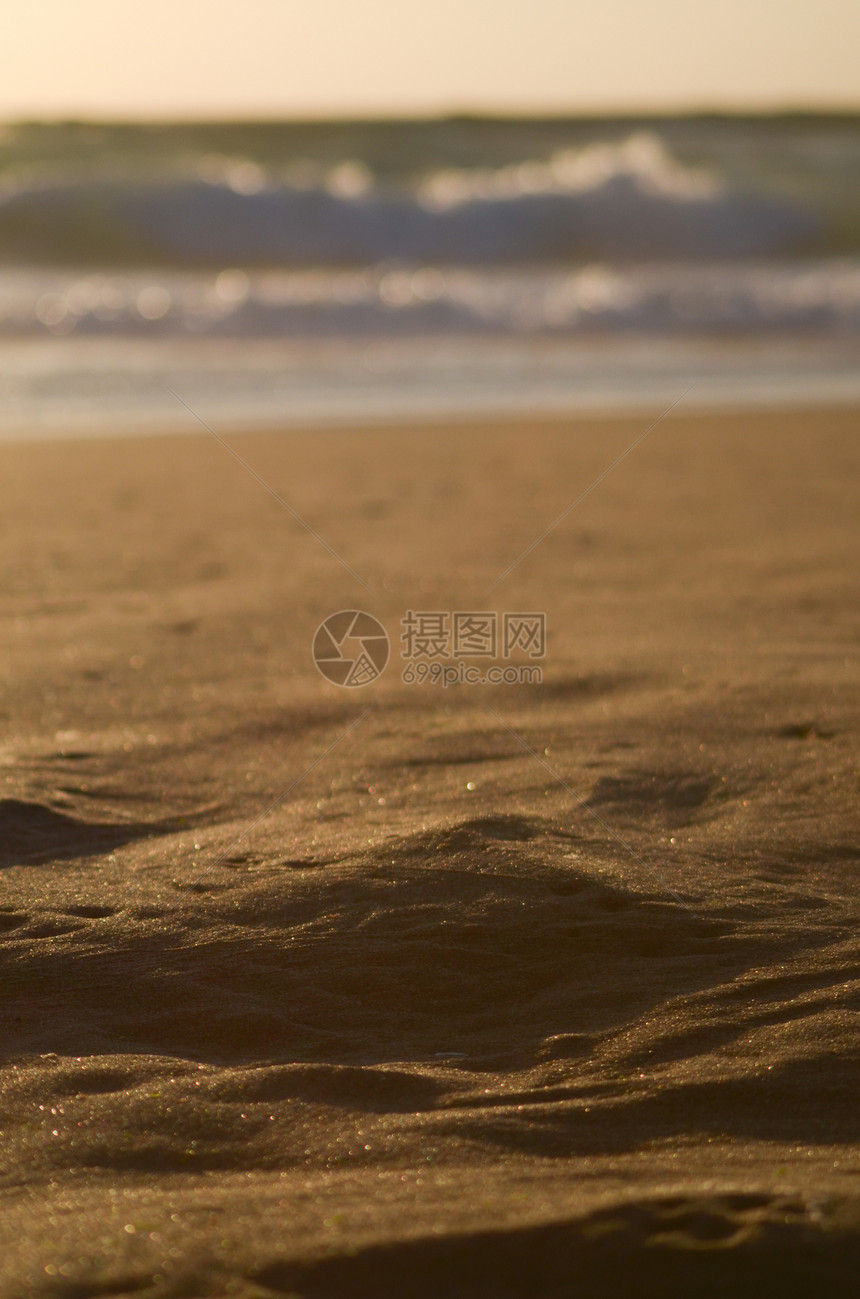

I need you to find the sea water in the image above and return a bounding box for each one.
[0,116,858,436]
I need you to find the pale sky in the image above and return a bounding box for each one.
[3,0,858,119]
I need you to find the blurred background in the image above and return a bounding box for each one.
[1,0,858,435]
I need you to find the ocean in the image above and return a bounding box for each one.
[1,114,858,434]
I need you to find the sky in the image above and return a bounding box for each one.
[3,0,858,120]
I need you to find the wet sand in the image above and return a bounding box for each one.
[1,408,858,1296]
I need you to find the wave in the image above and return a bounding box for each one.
[4,260,858,339]
[0,133,818,267]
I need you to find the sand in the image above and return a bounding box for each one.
[0,408,858,1296]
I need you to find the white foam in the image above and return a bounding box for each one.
[1,333,857,441]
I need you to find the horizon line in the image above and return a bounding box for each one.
[3,101,860,128]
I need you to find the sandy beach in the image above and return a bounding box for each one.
[1,406,858,1296]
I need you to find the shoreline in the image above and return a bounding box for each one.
[1,331,859,442]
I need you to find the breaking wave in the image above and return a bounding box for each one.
[0,132,818,267]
